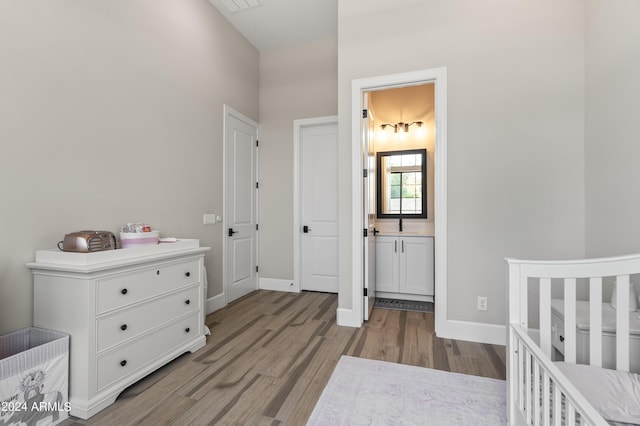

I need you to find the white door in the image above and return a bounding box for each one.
[363,102,376,320]
[225,107,258,303]
[301,122,339,293]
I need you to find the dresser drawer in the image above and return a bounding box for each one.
[551,312,565,355]
[96,285,200,353]
[96,312,200,391]
[97,259,200,313]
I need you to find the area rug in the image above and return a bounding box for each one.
[307,356,506,426]
[374,297,434,313]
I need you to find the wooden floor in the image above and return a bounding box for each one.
[64,290,506,425]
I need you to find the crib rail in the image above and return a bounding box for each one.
[509,325,608,426]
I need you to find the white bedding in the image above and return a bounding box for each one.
[555,362,640,425]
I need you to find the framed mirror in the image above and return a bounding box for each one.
[376,149,427,218]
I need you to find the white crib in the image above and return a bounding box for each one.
[507,253,640,426]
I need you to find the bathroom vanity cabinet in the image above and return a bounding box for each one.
[375,235,434,301]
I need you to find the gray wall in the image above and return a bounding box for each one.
[0,0,259,335]
[585,0,640,257]
[337,0,587,324]
[258,37,338,280]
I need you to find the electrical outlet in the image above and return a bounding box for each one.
[203,214,216,225]
[477,296,488,311]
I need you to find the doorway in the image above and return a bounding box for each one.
[346,67,447,335]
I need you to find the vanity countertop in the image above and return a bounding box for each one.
[376,231,433,237]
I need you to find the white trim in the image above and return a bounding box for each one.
[346,67,448,331]
[206,293,226,315]
[437,320,506,346]
[336,308,360,328]
[222,105,260,305]
[259,277,297,292]
[293,116,338,294]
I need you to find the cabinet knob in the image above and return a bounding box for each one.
[120,324,127,331]
[185,272,191,277]
[121,288,128,295]
[120,360,127,367]
[185,327,190,333]
[559,335,565,342]
[185,299,191,305]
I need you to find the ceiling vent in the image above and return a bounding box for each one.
[220,0,260,13]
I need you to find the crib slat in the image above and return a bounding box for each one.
[540,278,552,357]
[589,277,603,368]
[567,402,576,426]
[534,361,541,426]
[542,370,550,426]
[518,339,525,411]
[564,278,577,363]
[526,350,533,424]
[553,382,562,426]
[520,275,528,329]
[615,275,630,371]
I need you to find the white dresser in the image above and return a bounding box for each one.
[27,239,210,419]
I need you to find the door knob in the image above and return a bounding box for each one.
[228,228,239,237]
[303,225,311,233]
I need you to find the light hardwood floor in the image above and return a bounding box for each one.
[63,290,505,425]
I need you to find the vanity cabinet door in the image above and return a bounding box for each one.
[400,237,434,296]
[375,236,399,292]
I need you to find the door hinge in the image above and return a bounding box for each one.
[256,265,259,273]
[364,288,368,297]
[363,169,368,178]
[256,182,259,189]
[363,228,368,237]
[362,109,368,119]
[256,224,259,231]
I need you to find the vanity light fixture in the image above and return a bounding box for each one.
[380,123,398,133]
[379,121,423,133]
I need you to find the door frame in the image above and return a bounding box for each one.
[348,68,447,335]
[223,104,260,304]
[293,115,339,293]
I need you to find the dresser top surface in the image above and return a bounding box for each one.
[27,239,209,272]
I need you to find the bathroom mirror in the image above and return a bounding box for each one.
[376,149,427,218]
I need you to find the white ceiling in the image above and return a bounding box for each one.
[207,0,337,51]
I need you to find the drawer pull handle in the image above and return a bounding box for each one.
[157,270,160,275]
[120,324,127,331]
[121,288,128,295]
[185,299,191,305]
[185,327,190,333]
[120,360,127,367]
[185,272,191,277]
[559,335,565,342]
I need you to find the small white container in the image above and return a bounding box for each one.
[119,231,159,248]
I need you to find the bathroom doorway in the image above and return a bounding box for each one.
[348,67,447,336]
[366,84,436,312]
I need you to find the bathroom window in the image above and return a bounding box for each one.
[376,149,427,218]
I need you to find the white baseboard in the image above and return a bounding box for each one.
[259,277,298,292]
[206,293,226,315]
[438,319,506,346]
[336,307,361,328]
